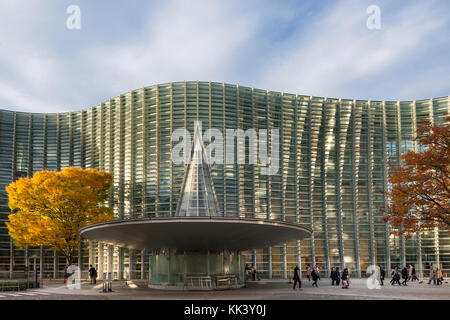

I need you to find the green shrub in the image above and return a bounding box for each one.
[0,280,39,291]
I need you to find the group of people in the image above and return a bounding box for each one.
[293,263,446,291]
[88,265,98,284]
[306,265,321,287]
[293,265,350,290]
[330,267,350,288]
[390,266,407,285]
[390,264,418,286]
[292,265,319,290]
[390,265,444,286]
[86,262,443,289]
[427,265,445,285]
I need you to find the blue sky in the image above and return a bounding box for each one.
[0,0,449,113]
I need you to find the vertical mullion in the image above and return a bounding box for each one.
[336,100,345,270]
[142,88,147,217]
[155,85,160,217]
[381,101,391,271]
[352,100,361,276]
[367,101,376,266]
[9,112,17,279]
[396,101,406,267]
[307,97,316,268]
[320,98,331,273]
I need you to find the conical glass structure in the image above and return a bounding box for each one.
[175,123,221,217]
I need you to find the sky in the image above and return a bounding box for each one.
[0,0,449,113]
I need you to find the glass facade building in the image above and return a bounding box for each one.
[0,81,448,279]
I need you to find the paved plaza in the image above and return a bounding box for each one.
[0,278,448,300]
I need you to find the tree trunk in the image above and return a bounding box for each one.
[67,255,73,267]
[62,248,74,269]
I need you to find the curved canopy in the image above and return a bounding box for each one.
[79,217,311,251]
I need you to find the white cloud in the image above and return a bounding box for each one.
[0,1,64,112]
[258,0,450,100]
[0,82,63,113]
[1,0,282,112]
[86,0,266,94]
[0,0,448,112]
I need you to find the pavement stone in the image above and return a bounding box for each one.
[0,278,448,300]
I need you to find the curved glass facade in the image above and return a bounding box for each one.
[0,81,448,279]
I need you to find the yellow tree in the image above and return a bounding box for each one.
[6,167,114,266]
[384,116,450,238]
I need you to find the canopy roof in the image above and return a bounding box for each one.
[79,217,311,251]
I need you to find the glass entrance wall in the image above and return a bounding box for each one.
[149,249,245,287]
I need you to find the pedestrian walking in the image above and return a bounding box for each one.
[428,266,436,285]
[401,266,408,286]
[408,264,413,281]
[411,265,418,281]
[306,265,311,282]
[63,269,70,284]
[293,265,302,290]
[390,266,401,286]
[311,268,319,287]
[245,264,251,281]
[379,265,385,286]
[436,267,443,286]
[89,264,97,285]
[250,264,257,281]
[341,268,349,288]
[330,267,336,285]
[335,267,341,286]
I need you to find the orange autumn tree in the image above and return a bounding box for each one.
[384,115,450,237]
[6,167,114,266]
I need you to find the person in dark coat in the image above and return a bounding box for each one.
[330,267,336,285]
[250,264,257,281]
[391,266,402,286]
[293,265,302,290]
[311,268,319,287]
[341,268,349,288]
[245,264,251,281]
[379,265,385,286]
[401,266,408,286]
[411,265,418,281]
[316,266,321,280]
[88,265,97,285]
[335,267,340,286]
[63,269,70,284]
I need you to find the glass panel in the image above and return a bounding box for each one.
[176,123,221,217]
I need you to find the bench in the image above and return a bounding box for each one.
[215,275,237,288]
[184,276,212,289]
